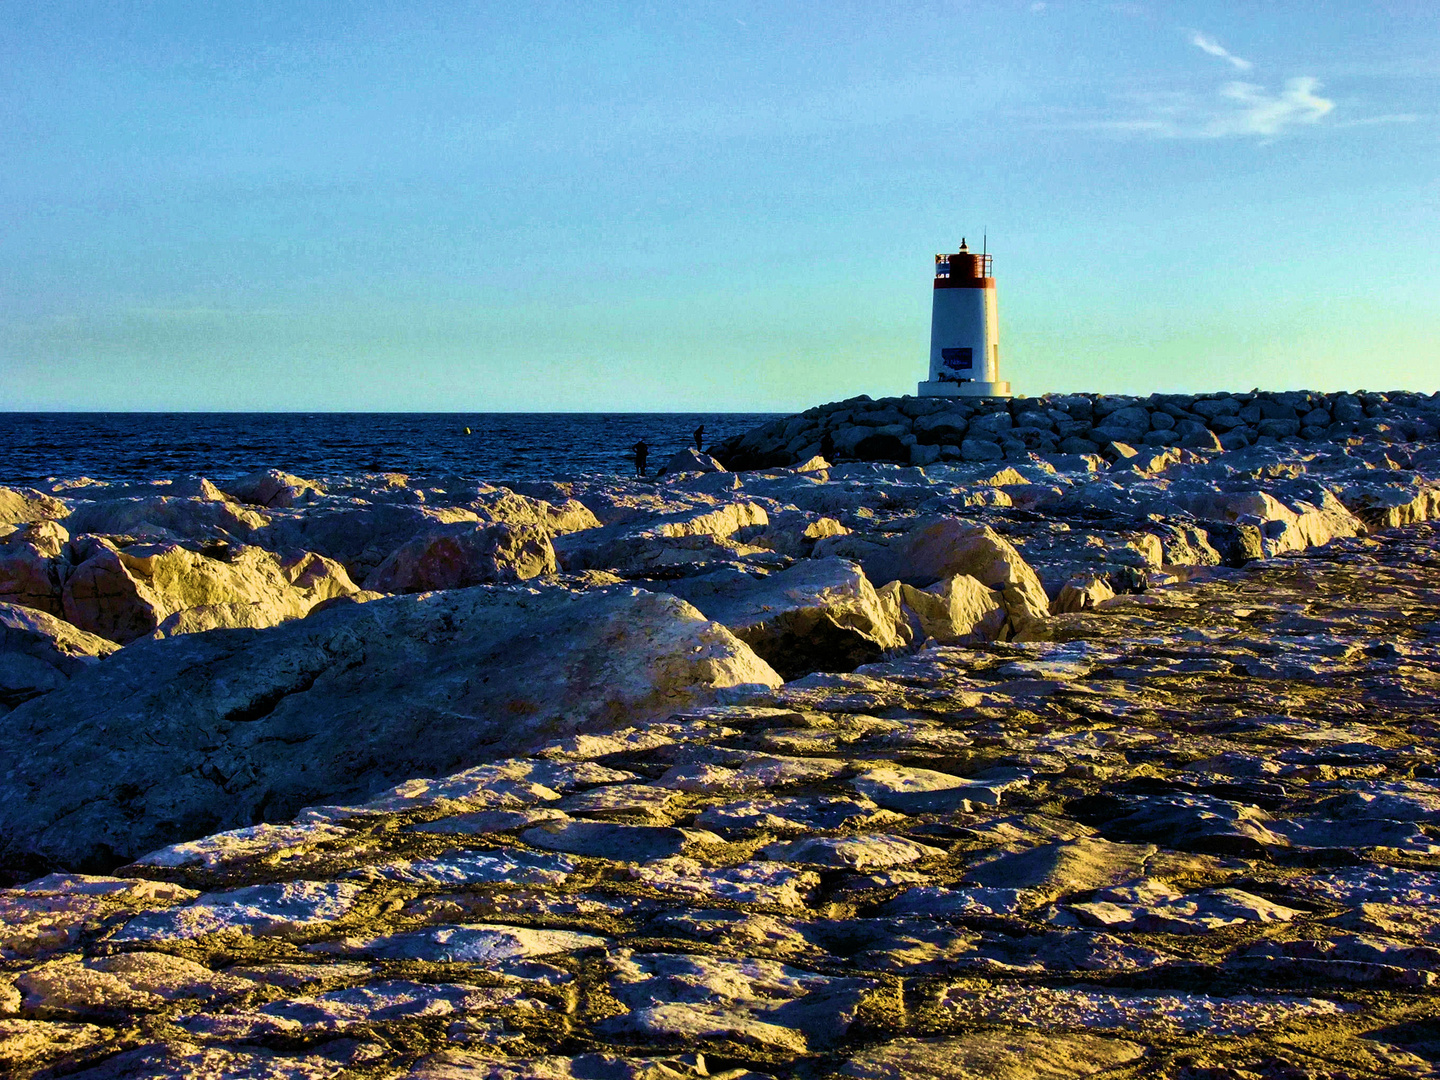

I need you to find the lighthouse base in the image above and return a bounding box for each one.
[917,379,1012,399]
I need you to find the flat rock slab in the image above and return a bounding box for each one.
[962,838,1156,896]
[695,795,896,833]
[0,875,198,960]
[402,1052,739,1079]
[47,1041,354,1079]
[936,983,1350,1036]
[343,848,575,886]
[761,834,945,870]
[1064,883,1303,933]
[310,924,607,963]
[600,952,876,1053]
[16,953,258,1017]
[850,767,1029,813]
[521,821,724,863]
[114,881,365,943]
[629,858,820,908]
[836,1033,1144,1079]
[176,980,522,1038]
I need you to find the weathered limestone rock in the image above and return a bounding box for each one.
[882,573,1008,643]
[552,501,769,574]
[664,558,905,678]
[819,518,1048,634]
[63,496,268,543]
[0,585,780,870]
[1051,574,1116,614]
[252,503,486,583]
[60,539,358,643]
[474,487,601,534]
[223,469,324,509]
[0,487,69,527]
[366,523,556,593]
[658,448,726,476]
[0,604,118,710]
[0,521,68,615]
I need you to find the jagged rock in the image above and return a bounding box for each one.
[474,487,601,534]
[366,523,556,593]
[819,518,1048,633]
[0,521,68,615]
[0,1019,113,1075]
[752,511,849,558]
[552,501,769,574]
[253,503,486,583]
[0,488,69,526]
[0,603,118,710]
[761,834,945,870]
[63,496,268,543]
[882,573,1008,643]
[224,469,324,509]
[60,539,358,644]
[1050,574,1115,614]
[658,448,726,476]
[663,558,905,678]
[0,586,780,871]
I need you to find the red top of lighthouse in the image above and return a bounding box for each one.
[934,238,993,289]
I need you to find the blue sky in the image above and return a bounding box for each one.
[2,1,1436,411]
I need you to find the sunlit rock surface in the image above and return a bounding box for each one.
[1,394,1440,1076]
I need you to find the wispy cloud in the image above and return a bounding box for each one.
[1189,31,1252,71]
[1211,77,1333,135]
[1088,76,1335,139]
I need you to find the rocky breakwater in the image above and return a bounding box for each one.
[713,389,1440,470]
[1,421,1440,1076]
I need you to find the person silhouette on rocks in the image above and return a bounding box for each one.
[632,439,649,478]
[693,424,705,452]
[820,430,836,461]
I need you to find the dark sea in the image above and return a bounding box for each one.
[0,413,780,487]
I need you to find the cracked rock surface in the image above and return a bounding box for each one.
[2,399,1440,1077]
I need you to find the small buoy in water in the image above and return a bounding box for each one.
[463,426,472,435]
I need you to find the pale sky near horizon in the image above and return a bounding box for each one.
[2,1,1436,412]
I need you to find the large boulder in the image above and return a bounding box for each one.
[0,603,118,711]
[817,518,1049,633]
[474,487,601,535]
[1174,489,1362,555]
[223,470,324,509]
[366,522,556,593]
[252,504,484,583]
[62,497,268,544]
[552,501,769,574]
[658,448,726,476]
[0,585,781,873]
[664,557,905,678]
[881,573,1008,644]
[0,521,69,615]
[0,488,69,527]
[61,539,358,644]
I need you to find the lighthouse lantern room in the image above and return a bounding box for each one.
[917,239,1012,398]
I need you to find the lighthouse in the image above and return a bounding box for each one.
[917,239,1011,398]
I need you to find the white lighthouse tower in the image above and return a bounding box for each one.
[917,239,1011,398]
